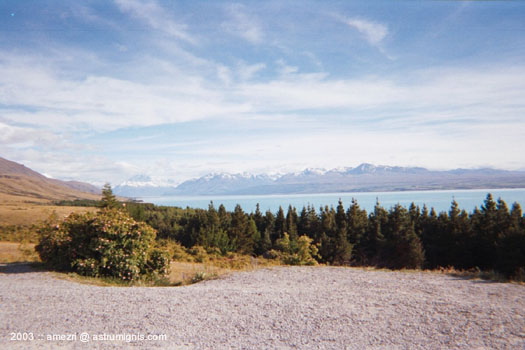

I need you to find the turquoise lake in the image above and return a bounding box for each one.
[139,188,525,214]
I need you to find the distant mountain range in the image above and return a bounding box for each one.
[113,163,525,197]
[113,174,179,197]
[0,156,100,203]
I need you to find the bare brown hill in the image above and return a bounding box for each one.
[0,157,100,204]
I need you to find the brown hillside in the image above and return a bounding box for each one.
[0,157,100,204]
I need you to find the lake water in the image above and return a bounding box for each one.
[138,188,525,214]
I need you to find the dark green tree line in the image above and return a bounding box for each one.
[123,194,525,279]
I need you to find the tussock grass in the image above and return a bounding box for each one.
[0,241,39,263]
[168,254,279,286]
[0,204,97,227]
[433,266,524,284]
[46,254,279,287]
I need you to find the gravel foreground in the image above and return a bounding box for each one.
[0,264,523,350]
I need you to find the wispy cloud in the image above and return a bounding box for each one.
[237,62,266,81]
[2,1,524,183]
[222,3,264,44]
[113,0,196,44]
[0,54,249,133]
[339,16,388,46]
[68,3,120,30]
[0,122,63,148]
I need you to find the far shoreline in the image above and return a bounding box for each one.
[130,188,525,214]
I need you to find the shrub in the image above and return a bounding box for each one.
[191,271,208,283]
[274,233,319,266]
[36,209,170,281]
[157,239,193,262]
[188,245,209,263]
[145,248,171,276]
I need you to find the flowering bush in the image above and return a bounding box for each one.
[36,209,170,281]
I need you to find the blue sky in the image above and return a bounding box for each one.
[1,0,524,186]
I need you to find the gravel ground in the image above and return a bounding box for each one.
[0,264,524,350]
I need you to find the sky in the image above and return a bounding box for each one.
[1,0,525,186]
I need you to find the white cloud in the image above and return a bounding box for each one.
[222,4,264,44]
[14,151,135,185]
[217,65,233,85]
[237,62,266,81]
[235,66,525,120]
[0,56,250,132]
[342,17,388,46]
[69,3,120,30]
[0,121,66,149]
[2,47,524,182]
[275,59,300,76]
[114,0,196,44]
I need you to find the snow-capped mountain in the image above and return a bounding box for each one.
[169,173,275,195]
[118,174,159,187]
[113,164,525,197]
[113,174,177,197]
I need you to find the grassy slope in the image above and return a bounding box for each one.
[0,175,100,203]
[0,169,100,227]
[0,202,97,226]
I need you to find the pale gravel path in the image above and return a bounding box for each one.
[0,264,523,350]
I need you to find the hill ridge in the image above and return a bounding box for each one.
[0,156,100,203]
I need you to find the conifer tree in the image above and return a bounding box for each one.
[496,202,525,277]
[203,202,231,253]
[319,206,337,263]
[298,206,309,237]
[285,205,299,242]
[253,203,266,234]
[218,204,231,232]
[363,200,387,265]
[383,204,425,269]
[230,205,256,254]
[259,227,272,254]
[472,194,499,269]
[447,201,474,268]
[100,183,119,209]
[264,210,275,244]
[273,206,286,242]
[408,202,420,228]
[246,218,260,255]
[332,199,352,265]
[346,198,368,264]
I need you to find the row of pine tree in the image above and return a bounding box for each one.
[125,194,524,278]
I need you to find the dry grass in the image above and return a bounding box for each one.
[166,255,280,285]
[0,175,100,204]
[0,238,271,286]
[0,203,97,227]
[50,261,241,287]
[168,261,230,284]
[431,266,524,283]
[0,241,39,264]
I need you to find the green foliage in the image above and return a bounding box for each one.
[380,204,425,270]
[273,206,286,242]
[121,193,524,280]
[274,233,319,265]
[35,209,170,281]
[100,183,120,209]
[191,271,208,283]
[188,245,209,263]
[145,248,171,276]
[332,200,353,265]
[346,199,368,264]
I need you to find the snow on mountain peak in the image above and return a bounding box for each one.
[119,174,178,188]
